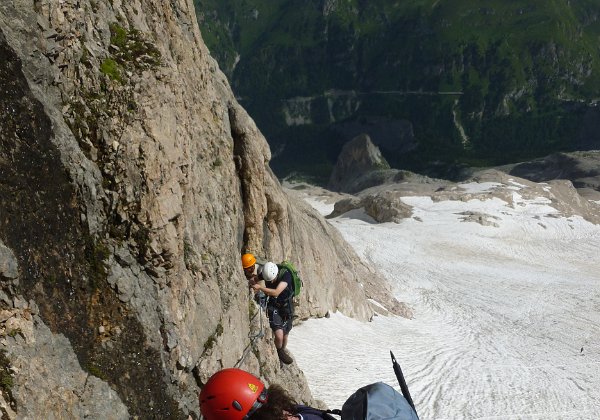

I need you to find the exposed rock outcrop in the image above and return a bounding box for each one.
[471,169,600,224]
[326,168,600,227]
[498,151,600,200]
[327,193,413,224]
[0,0,403,418]
[328,134,394,193]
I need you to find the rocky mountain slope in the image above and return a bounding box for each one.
[195,0,600,182]
[321,134,600,225]
[0,1,406,418]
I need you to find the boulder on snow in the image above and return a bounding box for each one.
[326,197,362,219]
[363,191,413,223]
[327,191,412,223]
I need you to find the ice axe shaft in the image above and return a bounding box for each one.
[390,350,418,418]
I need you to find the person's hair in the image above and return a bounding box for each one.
[250,384,297,420]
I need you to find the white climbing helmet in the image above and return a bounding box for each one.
[262,262,278,282]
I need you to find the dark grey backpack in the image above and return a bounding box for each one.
[341,382,419,420]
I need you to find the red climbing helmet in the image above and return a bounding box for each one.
[199,368,268,420]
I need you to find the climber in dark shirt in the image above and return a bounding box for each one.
[251,261,295,364]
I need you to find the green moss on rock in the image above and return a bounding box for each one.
[100,58,122,82]
[0,350,15,412]
[203,322,224,354]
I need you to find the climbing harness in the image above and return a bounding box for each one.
[234,292,268,368]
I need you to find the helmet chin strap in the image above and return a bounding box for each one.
[243,388,268,419]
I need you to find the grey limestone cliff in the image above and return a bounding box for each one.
[0,0,404,418]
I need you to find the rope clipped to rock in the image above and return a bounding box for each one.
[234,291,267,368]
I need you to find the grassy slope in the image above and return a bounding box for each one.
[195,0,600,182]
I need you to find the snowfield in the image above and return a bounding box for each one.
[288,180,600,420]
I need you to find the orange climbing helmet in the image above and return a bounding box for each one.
[199,368,268,420]
[241,253,256,269]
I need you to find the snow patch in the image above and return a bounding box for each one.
[458,182,501,194]
[303,196,335,216]
[367,298,388,311]
[508,179,528,189]
[291,183,600,419]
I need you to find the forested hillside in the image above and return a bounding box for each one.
[195,0,600,182]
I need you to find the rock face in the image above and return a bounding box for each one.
[327,168,600,228]
[328,134,393,193]
[0,1,402,418]
[500,151,600,200]
[327,193,413,224]
[470,170,600,225]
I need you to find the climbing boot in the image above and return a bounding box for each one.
[277,348,293,364]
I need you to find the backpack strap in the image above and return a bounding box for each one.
[295,405,341,419]
[276,263,288,280]
[272,267,293,294]
[323,409,341,419]
[266,267,295,320]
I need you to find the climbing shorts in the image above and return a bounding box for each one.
[267,306,292,335]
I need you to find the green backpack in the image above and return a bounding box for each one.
[277,260,302,297]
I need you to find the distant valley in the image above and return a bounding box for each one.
[195,0,600,183]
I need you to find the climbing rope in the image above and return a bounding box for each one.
[234,292,267,368]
